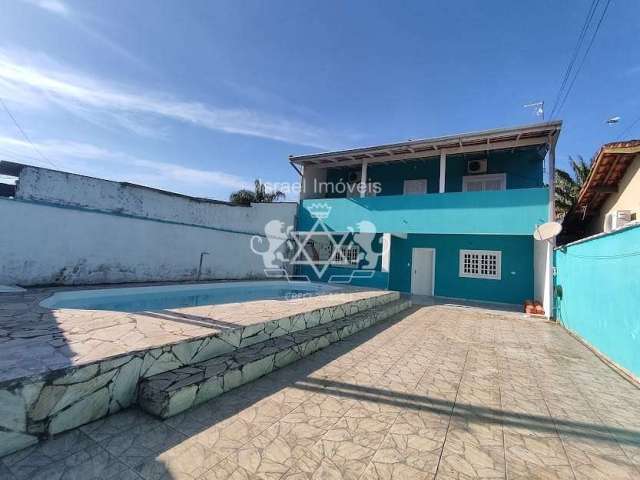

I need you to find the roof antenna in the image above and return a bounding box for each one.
[524,101,545,120]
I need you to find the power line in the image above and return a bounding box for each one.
[553,0,612,117]
[0,97,57,169]
[0,147,43,163]
[549,0,612,119]
[549,0,601,119]
[615,114,640,141]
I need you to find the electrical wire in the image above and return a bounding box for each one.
[553,0,612,117]
[615,114,640,141]
[0,97,57,169]
[549,0,601,120]
[549,0,612,119]
[0,147,43,163]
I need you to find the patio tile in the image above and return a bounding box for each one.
[504,433,572,474]
[21,443,136,480]
[1,429,96,480]
[4,303,640,480]
[361,429,441,479]
[100,422,188,469]
[135,437,224,480]
[436,437,505,479]
[200,457,261,480]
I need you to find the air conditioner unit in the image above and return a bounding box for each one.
[467,159,487,174]
[614,210,632,229]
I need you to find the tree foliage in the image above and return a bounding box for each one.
[555,155,591,219]
[229,179,285,205]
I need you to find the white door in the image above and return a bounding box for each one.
[411,248,435,295]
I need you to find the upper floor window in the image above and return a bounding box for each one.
[403,179,427,195]
[462,173,506,192]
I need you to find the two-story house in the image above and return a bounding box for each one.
[289,121,561,312]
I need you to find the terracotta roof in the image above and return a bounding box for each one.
[563,140,640,228]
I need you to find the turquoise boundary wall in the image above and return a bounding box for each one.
[390,234,533,304]
[555,224,640,378]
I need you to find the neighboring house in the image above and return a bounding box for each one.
[560,140,640,244]
[290,121,561,311]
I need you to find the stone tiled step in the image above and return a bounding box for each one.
[0,290,401,458]
[138,298,412,418]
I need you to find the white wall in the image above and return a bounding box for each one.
[16,167,297,233]
[0,199,295,286]
[300,165,327,200]
[588,155,640,236]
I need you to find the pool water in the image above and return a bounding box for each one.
[41,281,337,312]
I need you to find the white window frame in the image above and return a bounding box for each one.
[331,245,360,267]
[462,173,506,192]
[459,249,502,280]
[403,179,428,195]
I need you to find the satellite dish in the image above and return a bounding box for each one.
[534,221,562,241]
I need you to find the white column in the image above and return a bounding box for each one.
[439,151,446,193]
[381,233,391,272]
[359,160,369,198]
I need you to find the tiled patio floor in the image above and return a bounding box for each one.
[3,304,640,479]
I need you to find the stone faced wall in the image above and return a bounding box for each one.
[0,291,399,457]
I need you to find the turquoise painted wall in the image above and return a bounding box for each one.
[369,160,440,195]
[555,225,640,378]
[298,187,549,236]
[293,232,388,288]
[389,233,533,304]
[445,147,545,192]
[324,146,545,197]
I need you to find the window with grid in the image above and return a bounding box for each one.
[459,250,501,280]
[462,173,506,192]
[331,245,360,266]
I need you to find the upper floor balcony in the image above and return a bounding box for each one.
[298,187,550,236]
[291,122,560,236]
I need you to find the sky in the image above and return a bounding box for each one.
[0,0,639,200]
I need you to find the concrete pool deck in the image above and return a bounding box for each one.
[2,304,639,479]
[0,282,403,456]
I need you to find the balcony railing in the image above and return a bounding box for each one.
[298,187,549,236]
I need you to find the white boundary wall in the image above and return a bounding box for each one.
[0,198,296,286]
[15,167,295,233]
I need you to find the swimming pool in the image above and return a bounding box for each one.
[40,281,338,312]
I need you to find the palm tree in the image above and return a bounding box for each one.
[555,155,592,220]
[229,179,285,205]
